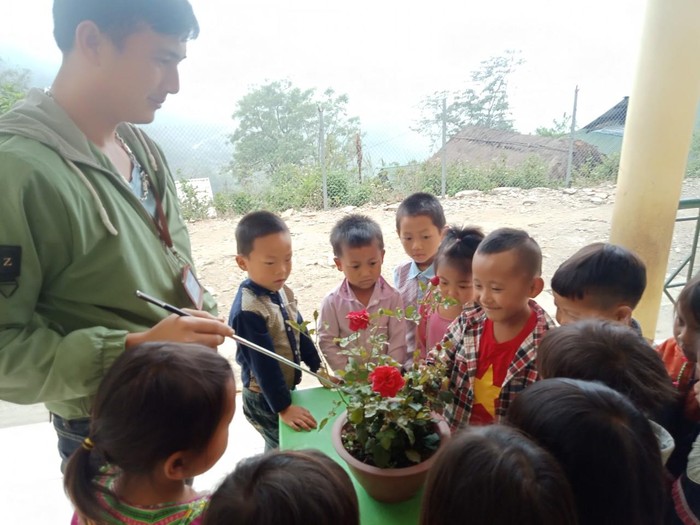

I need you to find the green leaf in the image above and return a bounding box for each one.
[349,407,364,424]
[405,449,422,464]
[318,417,329,431]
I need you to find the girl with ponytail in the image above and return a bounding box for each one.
[64,342,235,524]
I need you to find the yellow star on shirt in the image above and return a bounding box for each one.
[472,365,502,417]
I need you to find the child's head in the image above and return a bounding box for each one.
[508,378,665,525]
[675,274,700,362]
[64,342,235,523]
[551,243,646,326]
[204,449,359,525]
[420,425,577,525]
[330,214,385,292]
[396,192,446,269]
[434,226,485,306]
[537,320,677,416]
[236,210,292,292]
[472,228,544,325]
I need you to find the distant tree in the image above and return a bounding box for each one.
[414,50,523,149]
[0,59,29,114]
[229,80,360,182]
[535,113,572,138]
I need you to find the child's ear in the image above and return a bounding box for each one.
[162,451,193,481]
[529,276,545,298]
[380,249,386,263]
[441,225,448,238]
[614,305,633,325]
[236,254,248,272]
[333,257,343,272]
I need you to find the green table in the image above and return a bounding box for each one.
[279,387,421,525]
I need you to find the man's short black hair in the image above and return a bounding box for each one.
[476,227,542,277]
[551,243,646,309]
[395,192,446,232]
[236,211,289,257]
[53,0,200,53]
[330,214,384,257]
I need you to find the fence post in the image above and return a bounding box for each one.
[441,97,447,198]
[318,105,328,210]
[564,85,579,187]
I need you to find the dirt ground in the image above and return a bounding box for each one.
[188,179,700,389]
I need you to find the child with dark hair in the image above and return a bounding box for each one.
[434,227,554,428]
[416,226,484,359]
[228,211,321,450]
[538,320,677,417]
[203,449,359,525]
[508,378,666,525]
[657,274,700,419]
[551,242,647,333]
[319,214,406,371]
[394,192,446,354]
[537,320,677,464]
[420,425,577,525]
[63,342,235,525]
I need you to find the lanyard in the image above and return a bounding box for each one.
[149,181,174,249]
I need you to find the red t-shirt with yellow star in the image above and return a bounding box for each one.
[471,309,537,425]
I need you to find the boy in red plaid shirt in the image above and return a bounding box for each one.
[434,228,555,430]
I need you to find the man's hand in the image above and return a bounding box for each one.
[126,309,234,350]
[279,404,317,432]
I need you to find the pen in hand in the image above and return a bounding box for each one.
[135,290,338,388]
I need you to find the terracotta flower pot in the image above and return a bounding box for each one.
[331,412,451,503]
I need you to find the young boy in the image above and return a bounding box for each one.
[394,192,446,354]
[551,242,646,334]
[228,211,321,450]
[319,214,407,371]
[436,228,555,429]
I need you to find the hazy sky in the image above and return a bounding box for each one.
[1,0,647,161]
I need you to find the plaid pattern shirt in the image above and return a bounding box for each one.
[438,299,555,430]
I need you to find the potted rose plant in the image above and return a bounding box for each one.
[308,285,455,503]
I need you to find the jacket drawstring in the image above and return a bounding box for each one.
[65,159,119,236]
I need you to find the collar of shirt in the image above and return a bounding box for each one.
[242,278,282,299]
[337,275,393,308]
[407,260,435,281]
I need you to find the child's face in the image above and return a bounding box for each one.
[334,240,384,292]
[236,232,292,292]
[552,293,631,326]
[472,249,543,327]
[437,261,474,306]
[675,302,700,362]
[189,378,236,476]
[397,215,442,268]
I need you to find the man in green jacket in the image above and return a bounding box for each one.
[0,0,233,467]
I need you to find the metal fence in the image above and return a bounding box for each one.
[144,92,696,218]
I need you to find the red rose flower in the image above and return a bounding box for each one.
[369,365,405,397]
[430,276,440,287]
[346,309,370,331]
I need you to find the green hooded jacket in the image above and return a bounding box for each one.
[0,89,216,419]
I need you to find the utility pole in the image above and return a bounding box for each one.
[564,85,579,187]
[318,105,328,210]
[441,97,447,198]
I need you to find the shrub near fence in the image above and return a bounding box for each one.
[208,152,626,217]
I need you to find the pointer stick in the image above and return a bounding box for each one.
[135,290,337,388]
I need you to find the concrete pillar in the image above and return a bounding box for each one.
[609,0,700,337]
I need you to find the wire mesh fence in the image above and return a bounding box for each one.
[146,92,698,221]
